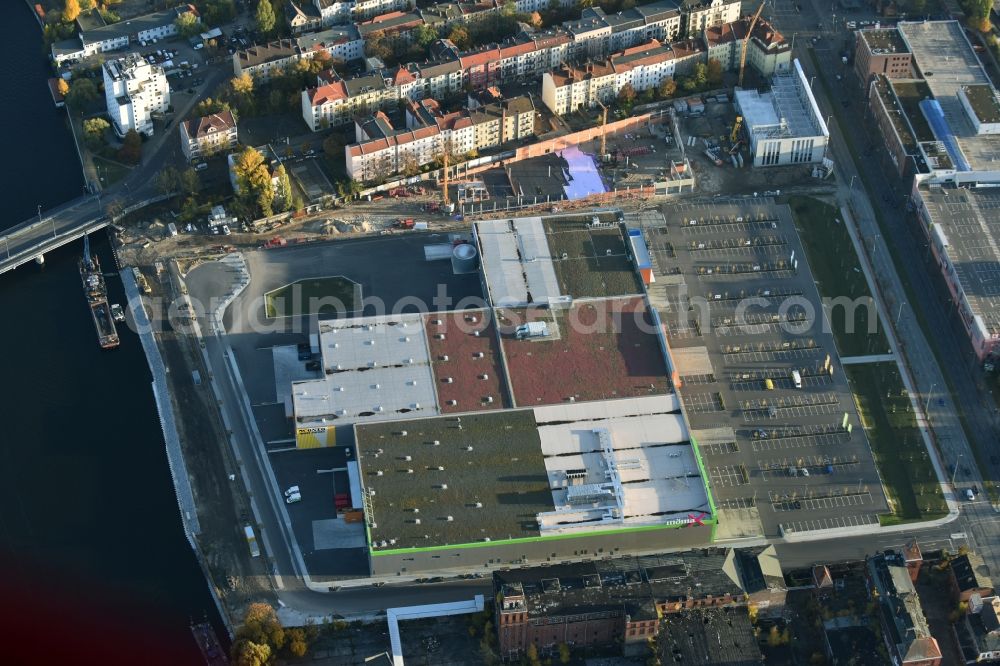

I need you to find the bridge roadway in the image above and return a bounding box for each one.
[0,195,107,274]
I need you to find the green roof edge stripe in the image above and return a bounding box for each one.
[689,435,718,517]
[370,515,717,557]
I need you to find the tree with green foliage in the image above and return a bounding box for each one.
[156,166,179,195]
[558,642,571,664]
[79,0,95,9]
[179,168,201,197]
[65,77,98,111]
[255,0,276,36]
[365,31,394,61]
[336,178,362,199]
[958,0,991,31]
[447,25,472,49]
[656,76,677,99]
[63,0,81,22]
[200,0,237,26]
[273,163,293,212]
[193,97,232,118]
[617,82,636,111]
[82,117,110,147]
[413,23,440,49]
[691,62,708,90]
[175,11,202,38]
[706,58,723,87]
[117,129,142,165]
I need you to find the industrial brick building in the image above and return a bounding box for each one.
[494,546,784,659]
[853,28,914,87]
[862,21,1000,360]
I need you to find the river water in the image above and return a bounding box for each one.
[1,4,219,663]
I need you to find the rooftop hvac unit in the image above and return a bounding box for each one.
[440,354,449,361]
[376,470,383,476]
[408,379,418,386]
[446,516,454,521]
[444,377,454,383]
[474,352,484,358]
[399,430,407,436]
[448,400,458,405]
[433,319,442,325]
[413,518,421,524]
[485,396,494,403]
[412,403,420,409]
[367,339,376,345]
[475,502,483,508]
[480,373,489,380]
[433,440,440,446]
[439,484,448,489]
[407,469,413,473]
[436,466,445,471]
[404,455,412,461]
[466,446,474,451]
[402,336,410,342]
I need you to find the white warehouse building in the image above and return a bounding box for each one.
[103,54,170,137]
[734,59,829,167]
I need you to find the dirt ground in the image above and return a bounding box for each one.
[148,260,275,625]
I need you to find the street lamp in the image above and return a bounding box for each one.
[951,453,964,486]
[926,382,937,412]
[849,175,857,190]
[896,301,905,327]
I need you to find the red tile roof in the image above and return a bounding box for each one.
[308,80,349,106]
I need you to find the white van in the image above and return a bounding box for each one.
[285,492,302,504]
[284,485,300,497]
[791,370,802,388]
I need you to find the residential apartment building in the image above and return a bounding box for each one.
[494,547,785,660]
[286,0,324,33]
[344,95,534,181]
[103,54,170,137]
[232,26,363,80]
[356,10,428,42]
[311,0,414,25]
[541,38,705,115]
[51,4,200,65]
[681,0,741,35]
[704,16,792,78]
[866,550,942,666]
[854,28,914,87]
[179,111,238,161]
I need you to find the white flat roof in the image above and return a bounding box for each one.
[476,218,562,307]
[533,396,708,533]
[292,313,439,426]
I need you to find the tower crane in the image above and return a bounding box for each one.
[738,1,766,88]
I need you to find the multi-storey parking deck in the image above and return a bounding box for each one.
[639,200,890,538]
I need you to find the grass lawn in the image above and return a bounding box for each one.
[787,195,890,357]
[846,362,947,524]
[93,155,131,187]
[264,276,361,318]
[808,48,995,501]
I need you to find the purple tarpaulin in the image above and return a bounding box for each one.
[559,146,608,200]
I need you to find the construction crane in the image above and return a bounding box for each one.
[738,1,766,88]
[730,116,743,144]
[595,100,609,158]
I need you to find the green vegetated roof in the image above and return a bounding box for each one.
[356,410,553,551]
